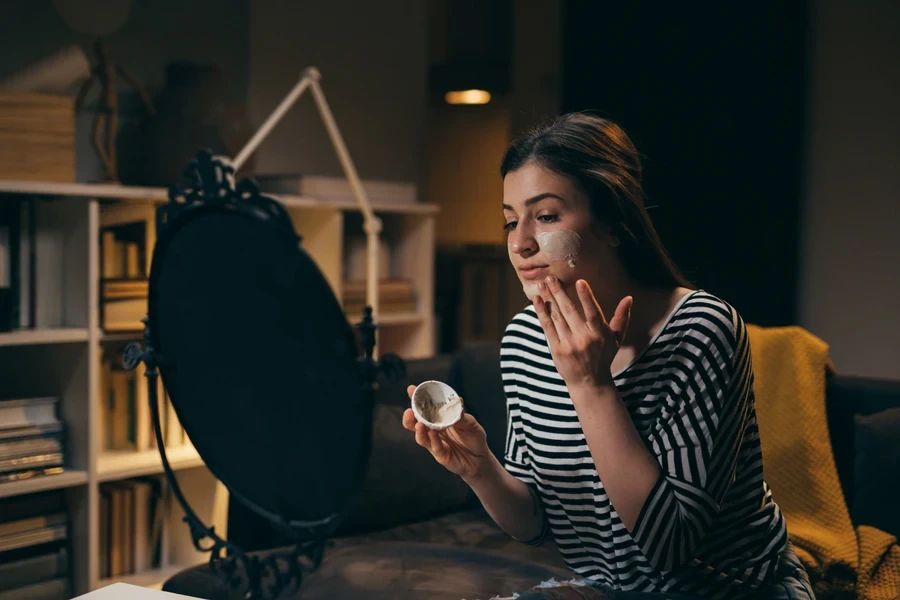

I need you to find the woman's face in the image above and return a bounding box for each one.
[503,162,613,300]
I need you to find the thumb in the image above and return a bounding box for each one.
[607,296,633,344]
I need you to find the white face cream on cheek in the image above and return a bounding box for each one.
[510,229,583,300]
[536,230,582,268]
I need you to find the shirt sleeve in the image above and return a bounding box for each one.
[630,307,753,571]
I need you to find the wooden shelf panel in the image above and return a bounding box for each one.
[97,445,203,482]
[0,469,88,499]
[0,179,438,215]
[0,328,90,347]
[0,180,165,201]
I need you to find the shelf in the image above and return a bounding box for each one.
[97,445,204,482]
[0,180,166,201]
[346,311,424,326]
[0,179,439,215]
[0,469,89,499]
[96,563,194,591]
[0,328,90,347]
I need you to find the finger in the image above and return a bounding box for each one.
[414,422,430,449]
[402,408,417,431]
[407,385,416,399]
[576,279,606,333]
[608,296,634,344]
[544,276,578,334]
[532,294,560,347]
[428,430,445,457]
[450,412,477,432]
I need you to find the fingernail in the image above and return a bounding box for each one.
[537,282,546,292]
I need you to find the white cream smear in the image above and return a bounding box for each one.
[516,229,582,299]
[415,390,463,427]
[535,230,582,265]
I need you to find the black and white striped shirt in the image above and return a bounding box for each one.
[501,290,787,599]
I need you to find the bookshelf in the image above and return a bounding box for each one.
[0,180,437,595]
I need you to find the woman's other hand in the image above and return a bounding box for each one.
[402,385,491,482]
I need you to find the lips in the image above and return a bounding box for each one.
[519,265,549,280]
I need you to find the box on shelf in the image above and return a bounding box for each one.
[0,91,74,183]
[342,278,417,315]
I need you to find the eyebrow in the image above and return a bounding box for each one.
[502,193,567,212]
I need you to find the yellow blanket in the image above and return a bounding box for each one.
[747,324,900,600]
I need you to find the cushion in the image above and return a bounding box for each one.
[853,407,900,537]
[446,342,507,461]
[332,404,475,537]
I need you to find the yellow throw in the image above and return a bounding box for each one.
[747,324,900,600]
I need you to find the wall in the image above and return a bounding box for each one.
[426,0,562,247]
[798,0,900,380]
[426,103,510,246]
[247,0,427,185]
[0,0,250,183]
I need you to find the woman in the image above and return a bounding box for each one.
[402,113,813,600]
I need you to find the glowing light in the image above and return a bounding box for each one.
[444,89,491,105]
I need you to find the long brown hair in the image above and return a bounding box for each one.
[500,112,693,290]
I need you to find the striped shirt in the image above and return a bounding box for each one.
[501,290,788,599]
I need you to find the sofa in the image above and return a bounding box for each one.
[164,342,900,599]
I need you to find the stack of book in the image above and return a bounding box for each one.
[101,279,148,333]
[100,228,148,332]
[0,396,65,484]
[99,478,168,579]
[98,351,187,453]
[343,279,416,316]
[0,490,71,600]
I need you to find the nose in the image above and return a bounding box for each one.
[507,221,538,257]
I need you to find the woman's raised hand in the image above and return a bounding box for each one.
[533,276,632,389]
[402,385,491,482]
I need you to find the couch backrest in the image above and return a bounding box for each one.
[412,342,900,521]
[825,375,900,514]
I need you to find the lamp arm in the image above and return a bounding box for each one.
[306,70,382,326]
[231,67,382,330]
[231,75,313,173]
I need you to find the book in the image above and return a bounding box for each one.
[0,546,68,593]
[0,524,67,553]
[0,397,59,431]
[0,577,69,600]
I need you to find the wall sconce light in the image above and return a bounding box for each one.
[428,0,511,107]
[444,89,492,105]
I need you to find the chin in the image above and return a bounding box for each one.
[521,282,540,300]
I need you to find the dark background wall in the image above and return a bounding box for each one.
[561,1,811,327]
[797,0,900,380]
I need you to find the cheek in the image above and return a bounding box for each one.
[535,230,582,262]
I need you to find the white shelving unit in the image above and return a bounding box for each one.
[0,179,437,595]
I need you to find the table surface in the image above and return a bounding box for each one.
[74,582,202,600]
[163,541,573,600]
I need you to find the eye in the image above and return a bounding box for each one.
[503,221,517,231]
[538,214,559,224]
